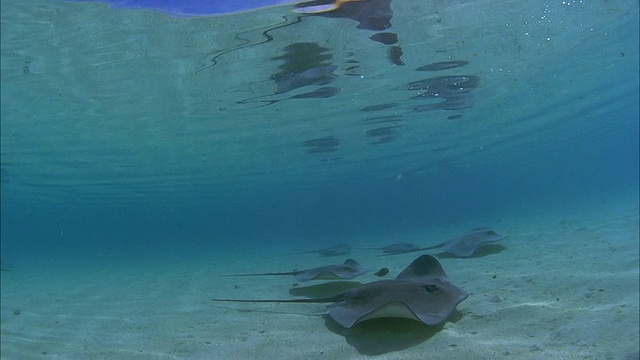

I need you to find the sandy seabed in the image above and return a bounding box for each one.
[1,191,638,360]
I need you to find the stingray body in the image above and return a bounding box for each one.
[222,259,367,282]
[381,228,507,258]
[213,255,468,328]
[423,228,507,258]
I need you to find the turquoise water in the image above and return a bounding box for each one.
[0,0,638,357]
[2,0,638,258]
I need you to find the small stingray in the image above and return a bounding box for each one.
[285,243,351,257]
[359,242,422,254]
[382,228,507,258]
[212,255,468,328]
[222,259,367,282]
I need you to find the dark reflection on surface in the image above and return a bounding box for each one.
[389,45,404,65]
[370,32,398,45]
[406,75,479,94]
[290,86,341,99]
[366,125,400,144]
[405,75,480,112]
[237,42,340,107]
[300,0,393,31]
[366,126,398,137]
[362,115,403,124]
[210,0,407,113]
[354,63,478,123]
[320,157,342,162]
[302,0,403,65]
[198,15,304,72]
[200,0,402,80]
[271,43,337,94]
[360,103,400,112]
[412,95,474,111]
[303,136,340,153]
[416,60,469,71]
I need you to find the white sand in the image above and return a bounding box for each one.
[1,190,638,360]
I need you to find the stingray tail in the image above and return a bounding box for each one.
[212,294,341,304]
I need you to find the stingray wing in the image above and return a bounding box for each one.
[293,259,367,282]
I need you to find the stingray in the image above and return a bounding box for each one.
[382,228,507,258]
[212,255,468,328]
[285,243,351,257]
[221,259,367,282]
[358,242,422,254]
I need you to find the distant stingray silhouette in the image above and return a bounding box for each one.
[213,255,468,328]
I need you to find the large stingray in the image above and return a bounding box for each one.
[284,243,351,257]
[221,259,367,282]
[382,228,507,258]
[212,255,468,328]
